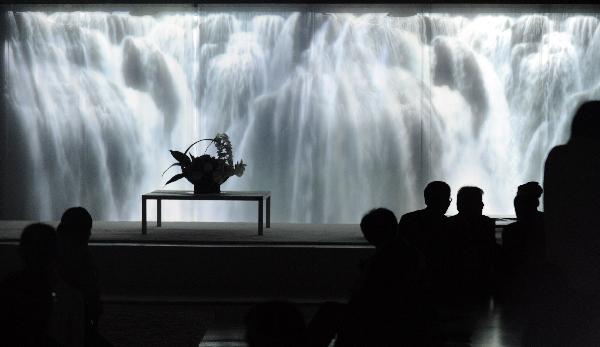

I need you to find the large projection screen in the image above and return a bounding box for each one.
[2,5,599,223]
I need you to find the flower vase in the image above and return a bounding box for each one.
[193,181,221,194]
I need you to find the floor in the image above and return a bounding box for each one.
[97,298,525,347]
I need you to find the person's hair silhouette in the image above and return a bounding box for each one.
[514,182,543,220]
[19,223,59,271]
[424,181,452,215]
[245,301,307,347]
[569,100,600,141]
[359,208,397,248]
[58,207,92,246]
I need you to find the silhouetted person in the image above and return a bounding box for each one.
[502,182,545,274]
[57,207,110,347]
[245,301,307,347]
[523,101,600,345]
[335,208,435,346]
[0,223,84,347]
[446,187,497,296]
[498,182,546,304]
[545,101,600,298]
[399,181,451,289]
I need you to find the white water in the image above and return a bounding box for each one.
[5,10,600,222]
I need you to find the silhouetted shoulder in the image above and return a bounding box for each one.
[482,215,495,226]
[544,145,568,177]
[400,208,447,225]
[398,209,425,229]
[399,209,422,222]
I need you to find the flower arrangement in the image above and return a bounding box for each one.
[163,133,246,194]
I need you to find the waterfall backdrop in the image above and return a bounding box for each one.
[2,7,600,223]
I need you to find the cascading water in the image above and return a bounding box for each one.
[3,9,600,223]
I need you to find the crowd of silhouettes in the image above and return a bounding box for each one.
[1,101,599,346]
[245,101,600,346]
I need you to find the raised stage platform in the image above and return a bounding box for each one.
[0,221,368,245]
[0,218,514,245]
[0,221,374,302]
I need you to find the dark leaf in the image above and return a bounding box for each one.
[203,139,215,154]
[170,150,191,166]
[165,173,185,185]
[162,162,182,176]
[184,138,213,155]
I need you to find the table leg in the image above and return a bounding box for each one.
[258,199,264,236]
[142,197,147,235]
[157,199,162,227]
[266,196,271,228]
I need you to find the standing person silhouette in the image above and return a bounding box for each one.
[526,101,600,345]
[544,101,600,300]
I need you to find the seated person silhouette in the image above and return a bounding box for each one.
[446,186,497,295]
[335,208,434,346]
[57,207,111,347]
[502,182,545,275]
[245,301,307,347]
[398,181,451,288]
[0,223,84,347]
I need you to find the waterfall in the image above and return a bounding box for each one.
[4,10,600,223]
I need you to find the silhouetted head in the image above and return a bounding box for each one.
[570,101,600,141]
[19,223,58,271]
[360,208,398,248]
[456,186,484,217]
[57,207,92,246]
[424,181,451,215]
[514,182,542,219]
[517,182,543,199]
[245,301,307,347]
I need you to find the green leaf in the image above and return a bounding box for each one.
[165,173,185,185]
[170,150,191,166]
[162,162,182,176]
